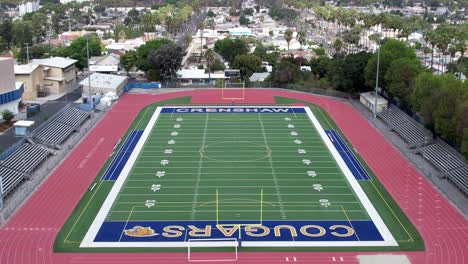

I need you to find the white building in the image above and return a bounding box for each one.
[177,69,226,86]
[18,1,40,16]
[60,0,86,3]
[0,58,24,115]
[80,73,128,96]
[360,92,388,114]
[90,53,121,74]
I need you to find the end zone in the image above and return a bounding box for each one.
[80,106,397,248]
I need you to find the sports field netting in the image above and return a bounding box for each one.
[80,106,396,248]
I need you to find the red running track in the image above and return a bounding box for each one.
[0,89,466,264]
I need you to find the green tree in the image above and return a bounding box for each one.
[147,44,184,81]
[205,48,216,80]
[31,13,48,44]
[0,19,13,49]
[136,38,175,73]
[432,78,468,143]
[12,20,33,47]
[1,109,14,123]
[461,128,468,159]
[231,54,262,80]
[214,38,249,65]
[120,50,137,75]
[384,57,422,105]
[59,35,101,69]
[272,58,301,85]
[333,38,343,58]
[325,51,372,93]
[284,28,293,54]
[364,39,417,90]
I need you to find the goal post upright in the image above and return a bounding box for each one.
[221,81,245,100]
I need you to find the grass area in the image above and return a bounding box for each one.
[54,96,423,253]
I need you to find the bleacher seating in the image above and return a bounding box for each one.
[0,143,51,174]
[33,106,89,147]
[0,167,26,197]
[378,108,432,145]
[420,143,466,172]
[446,167,468,195]
[34,122,76,146]
[54,107,89,127]
[0,105,90,199]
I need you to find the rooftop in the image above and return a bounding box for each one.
[14,64,40,74]
[31,57,78,69]
[80,73,128,89]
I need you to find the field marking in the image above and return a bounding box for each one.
[114,201,365,205]
[81,107,162,248]
[64,182,103,244]
[109,209,366,213]
[190,114,209,220]
[123,185,350,189]
[316,106,414,243]
[116,193,358,196]
[118,206,136,242]
[341,205,361,241]
[305,107,397,246]
[83,106,397,248]
[258,113,286,220]
[368,179,415,242]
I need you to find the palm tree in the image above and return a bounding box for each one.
[297,30,306,65]
[205,48,215,83]
[284,28,293,55]
[424,29,437,70]
[198,21,205,62]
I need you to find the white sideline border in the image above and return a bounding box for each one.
[80,106,397,248]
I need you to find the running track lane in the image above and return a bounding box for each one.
[0,89,466,264]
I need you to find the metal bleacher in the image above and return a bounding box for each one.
[1,106,91,198]
[34,122,76,146]
[0,143,51,174]
[419,143,466,173]
[446,167,468,194]
[0,143,52,197]
[33,106,90,148]
[379,108,432,146]
[0,167,27,197]
[379,106,468,196]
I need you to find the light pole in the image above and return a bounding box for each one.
[373,34,381,119]
[86,34,93,110]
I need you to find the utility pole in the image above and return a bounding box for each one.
[24,43,30,64]
[86,34,93,110]
[373,34,381,119]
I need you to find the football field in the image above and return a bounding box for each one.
[79,106,397,248]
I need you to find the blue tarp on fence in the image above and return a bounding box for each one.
[124,82,161,92]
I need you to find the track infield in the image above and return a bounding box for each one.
[55,98,424,253]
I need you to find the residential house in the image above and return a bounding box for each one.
[90,53,121,74]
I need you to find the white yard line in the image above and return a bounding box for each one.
[303,107,397,246]
[80,107,162,248]
[258,113,287,220]
[190,114,209,220]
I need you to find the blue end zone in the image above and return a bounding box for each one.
[101,130,143,181]
[94,220,384,242]
[326,130,371,180]
[160,107,306,114]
